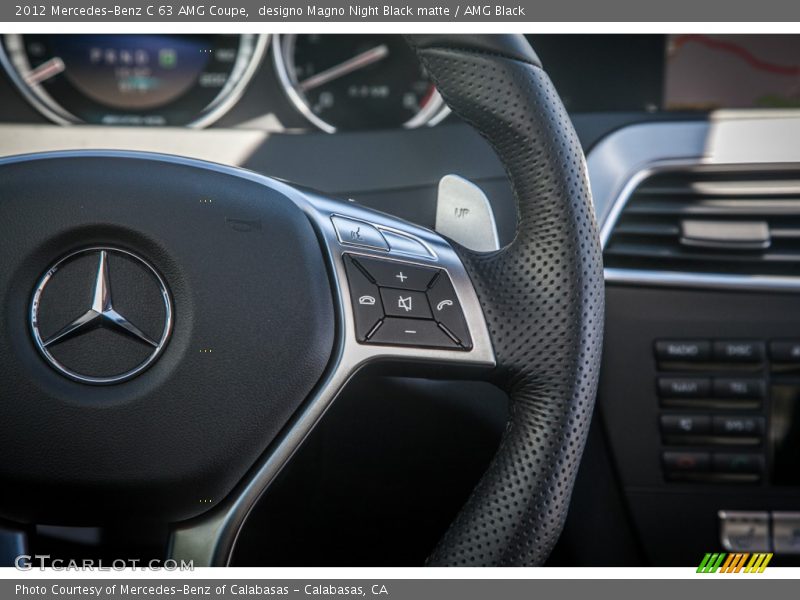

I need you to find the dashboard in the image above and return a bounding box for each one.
[2,34,799,133]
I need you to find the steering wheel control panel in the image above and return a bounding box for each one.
[343,254,472,350]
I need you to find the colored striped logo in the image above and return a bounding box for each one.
[697,552,773,573]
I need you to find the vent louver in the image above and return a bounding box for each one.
[604,170,800,276]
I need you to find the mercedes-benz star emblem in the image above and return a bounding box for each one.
[30,247,173,384]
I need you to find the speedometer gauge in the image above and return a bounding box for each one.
[0,34,267,127]
[274,34,450,133]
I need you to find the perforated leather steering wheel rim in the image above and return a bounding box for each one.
[406,34,605,566]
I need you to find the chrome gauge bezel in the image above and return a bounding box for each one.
[272,34,451,134]
[0,34,269,128]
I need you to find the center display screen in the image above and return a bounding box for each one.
[529,34,800,113]
[664,34,800,110]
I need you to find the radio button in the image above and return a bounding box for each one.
[712,415,765,436]
[655,340,710,361]
[713,340,764,363]
[658,377,711,398]
[713,378,766,400]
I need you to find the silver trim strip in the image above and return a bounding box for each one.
[604,268,800,293]
[0,149,494,566]
[589,116,800,293]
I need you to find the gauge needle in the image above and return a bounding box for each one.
[298,44,389,92]
[24,57,66,85]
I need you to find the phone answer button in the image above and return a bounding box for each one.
[427,272,471,349]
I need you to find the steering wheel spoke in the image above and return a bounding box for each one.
[168,186,496,567]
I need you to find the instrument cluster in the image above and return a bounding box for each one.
[0,33,449,132]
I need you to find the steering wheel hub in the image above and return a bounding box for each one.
[31,246,173,385]
[0,154,334,525]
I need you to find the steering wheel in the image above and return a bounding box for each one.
[0,34,603,567]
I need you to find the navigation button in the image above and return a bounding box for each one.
[353,256,438,291]
[380,288,432,319]
[657,377,711,398]
[332,216,388,250]
[344,256,384,341]
[367,318,460,349]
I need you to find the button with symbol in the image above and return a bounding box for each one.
[712,415,765,436]
[332,216,389,250]
[770,340,800,363]
[662,451,710,474]
[426,272,471,348]
[719,511,770,552]
[353,256,437,291]
[343,256,384,341]
[367,318,459,349]
[712,452,764,475]
[660,414,711,435]
[380,288,431,319]
[772,512,800,554]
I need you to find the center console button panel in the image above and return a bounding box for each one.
[654,337,771,483]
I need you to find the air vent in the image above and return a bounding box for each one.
[604,170,800,276]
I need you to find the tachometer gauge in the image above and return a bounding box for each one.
[0,34,267,127]
[274,34,450,133]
